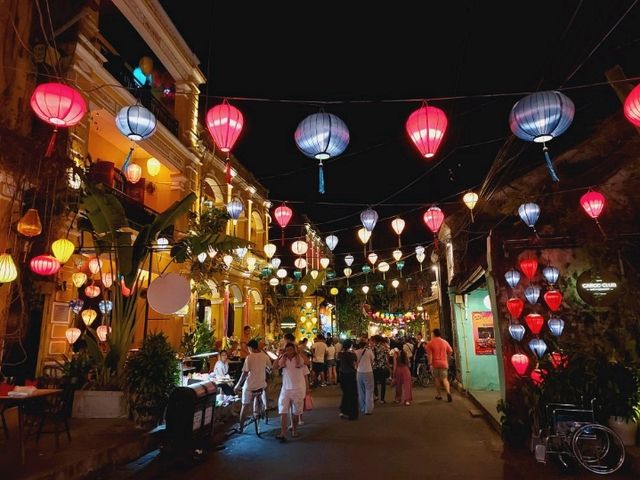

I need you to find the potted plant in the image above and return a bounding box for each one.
[124,332,180,428]
[601,363,640,446]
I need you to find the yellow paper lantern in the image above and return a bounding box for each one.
[146,157,161,177]
[330,287,339,296]
[51,238,75,263]
[138,56,154,75]
[17,208,42,237]
[463,191,479,222]
[357,227,371,245]
[0,253,18,283]
[81,309,97,326]
[72,272,87,288]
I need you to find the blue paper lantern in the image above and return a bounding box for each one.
[293,270,303,280]
[396,260,405,271]
[360,208,379,232]
[285,283,294,290]
[294,112,350,193]
[548,317,565,337]
[326,270,336,279]
[226,197,244,221]
[69,299,84,314]
[528,338,547,359]
[375,283,384,292]
[508,324,526,342]
[116,105,157,142]
[509,91,574,182]
[542,266,559,285]
[362,265,371,274]
[518,203,540,229]
[346,286,353,294]
[524,285,541,305]
[505,269,521,289]
[99,300,113,315]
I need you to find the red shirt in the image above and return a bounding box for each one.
[426,337,452,369]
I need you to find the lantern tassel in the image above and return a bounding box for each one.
[318,161,325,194]
[470,210,474,223]
[225,157,232,185]
[45,128,58,157]
[281,229,285,247]
[542,145,560,182]
[595,219,607,239]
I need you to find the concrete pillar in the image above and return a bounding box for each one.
[174,81,200,148]
[247,198,253,243]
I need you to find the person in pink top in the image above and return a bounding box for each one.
[426,329,453,402]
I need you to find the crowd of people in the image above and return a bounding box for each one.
[224,328,454,443]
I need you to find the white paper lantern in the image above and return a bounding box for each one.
[294,258,308,269]
[320,257,330,269]
[264,243,277,259]
[344,255,354,266]
[271,258,282,269]
[65,327,81,345]
[325,235,338,251]
[223,254,233,268]
[392,249,403,262]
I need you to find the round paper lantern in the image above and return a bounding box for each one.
[623,83,640,126]
[84,284,101,298]
[543,290,563,311]
[528,338,547,359]
[276,268,288,279]
[320,257,330,269]
[508,324,526,342]
[542,266,559,285]
[294,258,307,269]
[548,317,565,337]
[124,163,142,184]
[463,191,479,215]
[226,197,243,222]
[325,235,339,252]
[344,255,354,266]
[88,257,103,275]
[357,228,371,245]
[580,191,605,220]
[65,327,82,345]
[518,203,540,230]
[377,262,389,279]
[30,83,87,156]
[30,255,61,276]
[206,100,244,153]
[101,273,113,288]
[147,273,191,315]
[116,105,157,141]
[269,278,279,286]
[361,265,371,274]
[509,91,574,182]
[17,208,43,237]
[81,309,97,326]
[51,238,75,263]
[406,104,448,158]
[72,272,87,288]
[511,353,529,376]
[360,208,379,232]
[361,285,370,295]
[524,285,541,305]
[96,325,111,342]
[505,269,521,288]
[264,243,277,259]
[274,204,293,245]
[146,157,161,177]
[525,313,544,335]
[519,257,538,280]
[330,287,339,296]
[291,240,308,256]
[506,298,524,318]
[0,253,18,283]
[294,112,350,193]
[69,299,84,314]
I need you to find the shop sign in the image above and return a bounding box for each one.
[576,270,621,306]
[472,311,496,355]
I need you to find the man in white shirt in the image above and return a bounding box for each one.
[234,340,272,432]
[311,336,327,387]
[276,343,310,442]
[355,339,375,415]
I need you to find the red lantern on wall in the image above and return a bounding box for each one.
[406,103,448,159]
[506,298,524,319]
[519,257,538,280]
[511,353,529,376]
[30,255,61,276]
[530,368,546,386]
[205,100,244,184]
[623,83,640,127]
[30,83,87,157]
[544,290,563,311]
[273,203,293,246]
[525,313,544,335]
[550,351,569,369]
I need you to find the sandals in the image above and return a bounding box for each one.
[275,434,287,443]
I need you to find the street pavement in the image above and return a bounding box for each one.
[123,384,635,480]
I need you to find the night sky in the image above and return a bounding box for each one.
[154,0,640,272]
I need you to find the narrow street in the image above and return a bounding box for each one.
[132,386,634,480]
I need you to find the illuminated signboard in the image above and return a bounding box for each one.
[576,270,621,306]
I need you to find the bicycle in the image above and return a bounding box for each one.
[536,398,625,475]
[414,361,432,387]
[244,388,268,436]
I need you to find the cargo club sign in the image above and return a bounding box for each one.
[576,270,621,306]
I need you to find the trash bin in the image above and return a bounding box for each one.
[165,380,217,459]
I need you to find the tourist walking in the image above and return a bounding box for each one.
[392,348,413,406]
[355,338,375,415]
[311,335,327,387]
[338,339,358,420]
[325,338,337,385]
[275,343,310,442]
[426,329,454,402]
[372,335,390,403]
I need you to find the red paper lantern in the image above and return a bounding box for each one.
[423,206,445,234]
[550,351,569,369]
[511,353,529,376]
[406,104,448,158]
[30,83,87,157]
[206,100,243,184]
[544,290,563,311]
[519,257,538,280]
[273,203,293,246]
[580,191,605,220]
[525,313,544,335]
[530,368,547,386]
[84,285,101,298]
[30,255,61,276]
[506,298,524,318]
[623,83,640,127]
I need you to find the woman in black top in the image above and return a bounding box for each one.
[338,340,358,420]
